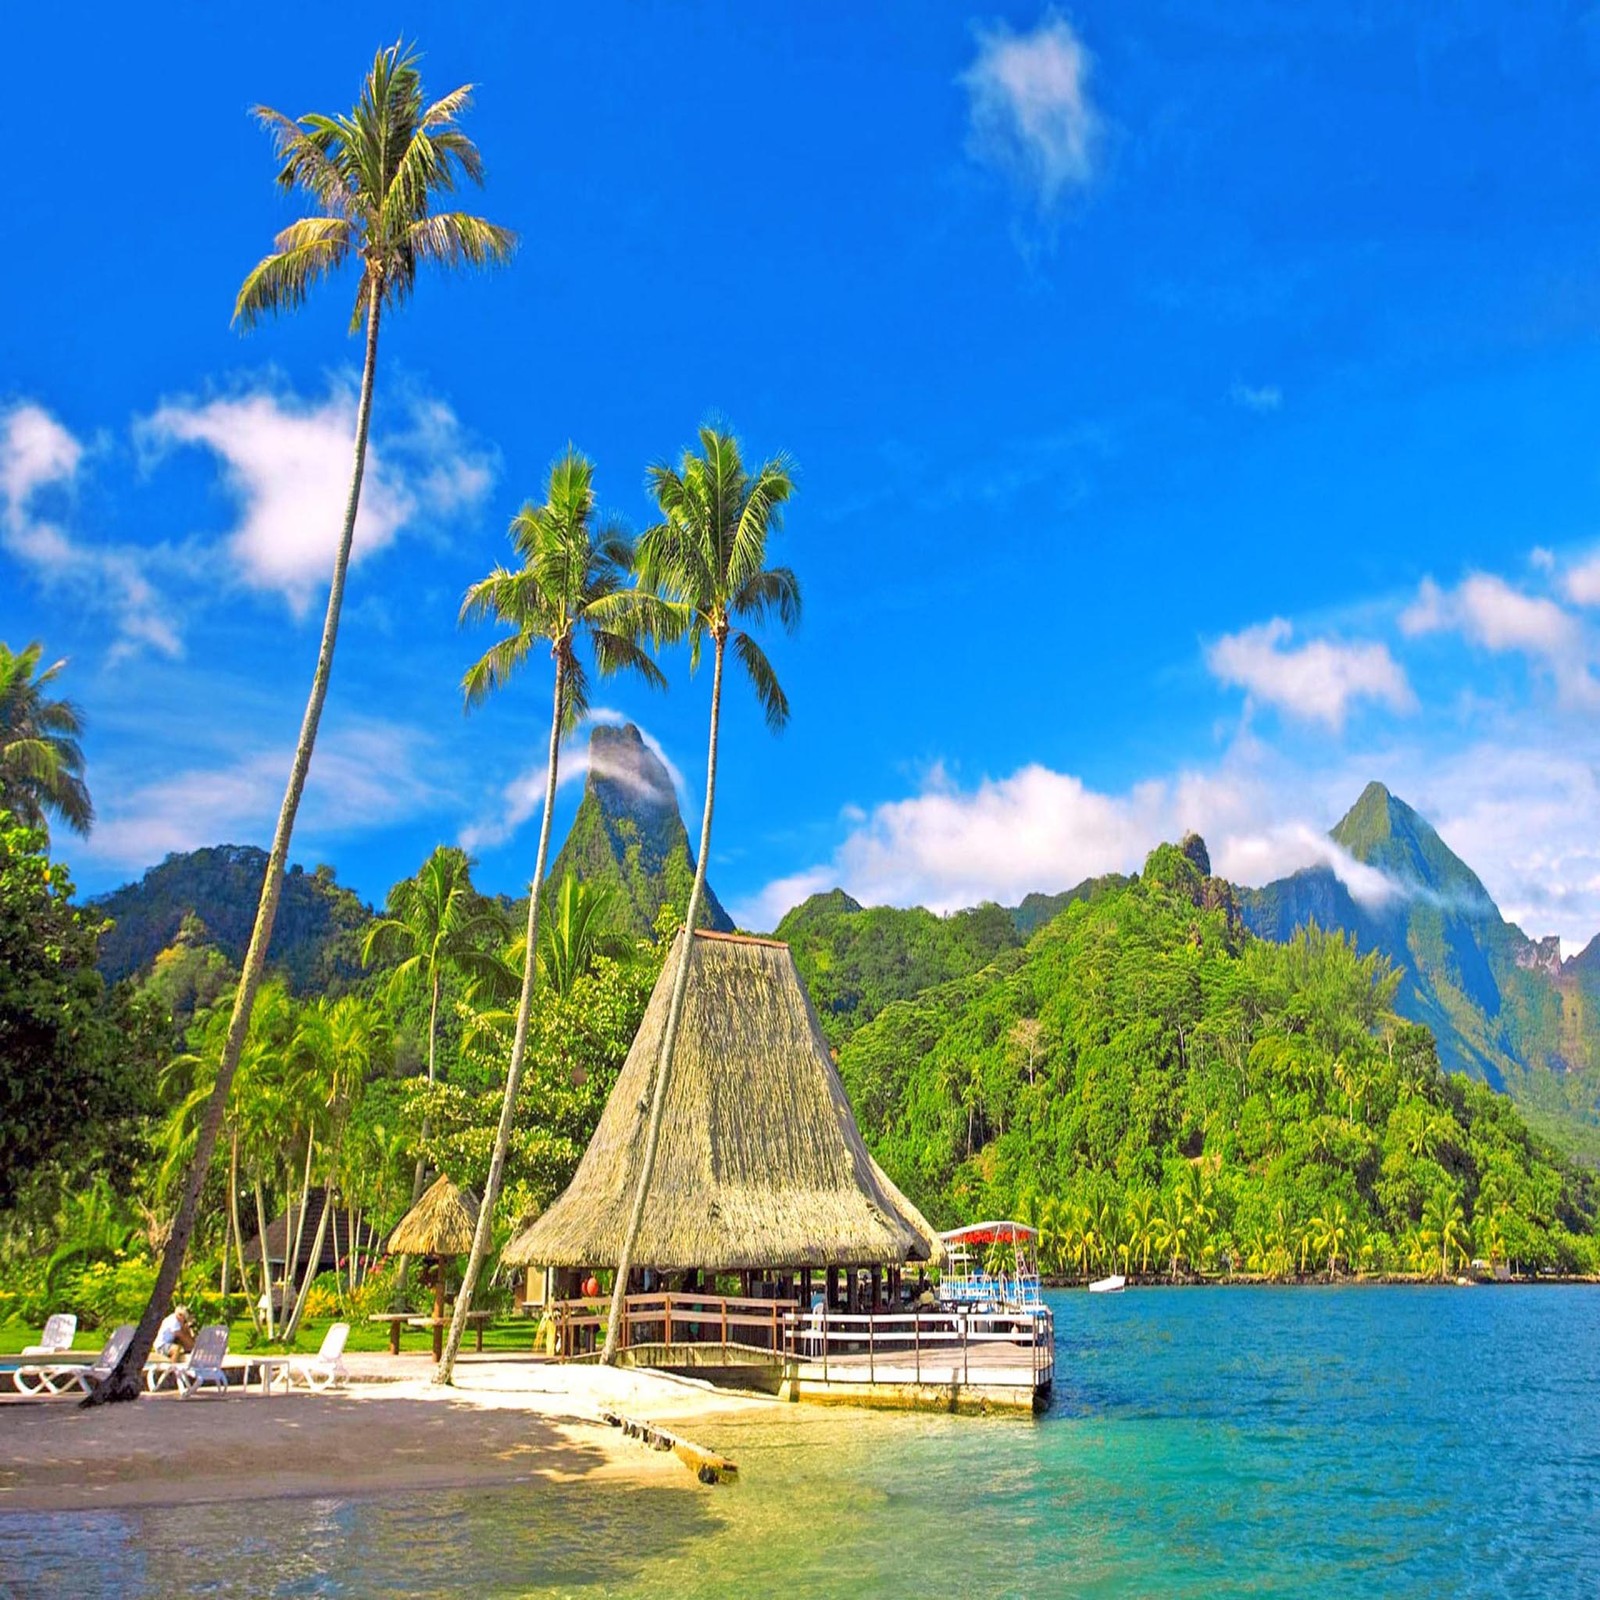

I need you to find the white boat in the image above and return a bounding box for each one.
[1088,1275,1126,1294]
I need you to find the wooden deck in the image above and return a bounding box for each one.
[544,1293,1054,1415]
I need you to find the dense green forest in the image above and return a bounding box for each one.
[839,838,1599,1279]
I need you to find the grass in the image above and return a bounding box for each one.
[0,1312,539,1360]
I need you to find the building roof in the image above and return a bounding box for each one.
[388,1175,479,1257]
[242,1188,382,1274]
[502,929,935,1273]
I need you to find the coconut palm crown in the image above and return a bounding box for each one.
[234,40,514,331]
[0,642,92,837]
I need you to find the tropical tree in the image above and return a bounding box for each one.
[539,875,632,997]
[1420,1182,1468,1281]
[601,425,799,1362]
[1125,1188,1157,1277]
[1310,1199,1350,1281]
[363,845,504,1201]
[91,42,513,1405]
[0,642,92,836]
[438,449,665,1384]
[1153,1188,1190,1281]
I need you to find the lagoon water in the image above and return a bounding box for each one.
[5,1286,1598,1598]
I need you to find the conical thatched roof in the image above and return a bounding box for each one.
[389,1175,479,1257]
[866,1155,939,1262]
[503,930,933,1272]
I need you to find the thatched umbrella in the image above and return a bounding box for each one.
[389,1175,479,1358]
[503,930,933,1278]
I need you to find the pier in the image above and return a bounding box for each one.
[547,1291,1054,1414]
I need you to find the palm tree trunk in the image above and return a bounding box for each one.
[602,636,724,1364]
[85,283,384,1406]
[255,1182,277,1339]
[227,1134,255,1333]
[286,1132,316,1313]
[436,658,566,1384]
[284,1179,334,1342]
[397,968,441,1303]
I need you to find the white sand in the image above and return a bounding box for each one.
[0,1353,772,1513]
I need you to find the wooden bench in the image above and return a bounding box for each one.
[368,1310,495,1357]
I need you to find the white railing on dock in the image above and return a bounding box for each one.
[780,1305,1055,1391]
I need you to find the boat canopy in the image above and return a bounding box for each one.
[938,1220,1037,1248]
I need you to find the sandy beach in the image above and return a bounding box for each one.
[0,1354,771,1514]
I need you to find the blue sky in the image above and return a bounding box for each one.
[9,3,1600,947]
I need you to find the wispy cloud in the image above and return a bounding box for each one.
[0,403,181,660]
[1206,618,1416,728]
[1401,572,1599,705]
[81,717,439,871]
[962,11,1102,214]
[1230,382,1283,413]
[138,378,495,618]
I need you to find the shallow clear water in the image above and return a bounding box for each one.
[4,1286,1597,1598]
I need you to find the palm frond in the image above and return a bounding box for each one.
[406,211,517,271]
[233,223,352,328]
[732,630,791,731]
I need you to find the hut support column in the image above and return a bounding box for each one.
[871,1266,882,1313]
[826,1265,838,1312]
[801,1268,812,1307]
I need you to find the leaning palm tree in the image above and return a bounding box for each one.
[435,449,665,1385]
[0,642,92,836]
[363,845,506,1204]
[88,42,513,1406]
[600,424,798,1364]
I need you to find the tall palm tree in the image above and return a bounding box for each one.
[89,43,513,1405]
[363,844,505,1202]
[600,424,798,1364]
[1420,1182,1467,1281]
[0,642,92,836]
[436,449,665,1385]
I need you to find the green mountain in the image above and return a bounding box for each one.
[1240,782,1600,1154]
[777,891,1022,1049]
[546,722,733,938]
[94,846,372,994]
[836,837,1598,1272]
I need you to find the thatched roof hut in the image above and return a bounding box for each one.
[243,1189,382,1275]
[389,1175,478,1258]
[503,930,934,1274]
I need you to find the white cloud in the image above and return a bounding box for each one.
[728,753,1409,931]
[1401,573,1599,705]
[1562,553,1600,606]
[1230,382,1283,413]
[0,403,181,659]
[1206,618,1416,728]
[139,381,495,617]
[962,11,1101,212]
[82,718,437,870]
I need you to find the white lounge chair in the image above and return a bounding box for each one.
[21,1312,78,1356]
[174,1324,231,1397]
[14,1323,133,1396]
[283,1322,350,1391]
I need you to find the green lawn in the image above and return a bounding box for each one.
[0,1313,539,1360]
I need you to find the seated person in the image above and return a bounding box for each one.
[154,1305,196,1359]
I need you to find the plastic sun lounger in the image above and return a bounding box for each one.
[279,1321,350,1392]
[173,1325,231,1398]
[21,1313,78,1356]
[14,1323,134,1396]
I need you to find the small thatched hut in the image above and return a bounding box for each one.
[389,1175,479,1358]
[503,930,933,1304]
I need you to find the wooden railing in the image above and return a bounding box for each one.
[780,1305,1055,1390]
[550,1293,800,1358]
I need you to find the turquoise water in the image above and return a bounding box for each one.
[4,1286,1597,1597]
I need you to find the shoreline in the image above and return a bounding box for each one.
[1042,1273,1600,1289]
[0,1355,771,1516]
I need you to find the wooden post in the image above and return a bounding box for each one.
[868,1308,875,1385]
[962,1313,969,1387]
[664,1293,673,1348]
[826,1265,838,1311]
[822,1303,829,1381]
[432,1261,445,1362]
[801,1267,812,1306]
[721,1298,728,1345]
[914,1304,921,1384]
[871,1266,882,1313]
